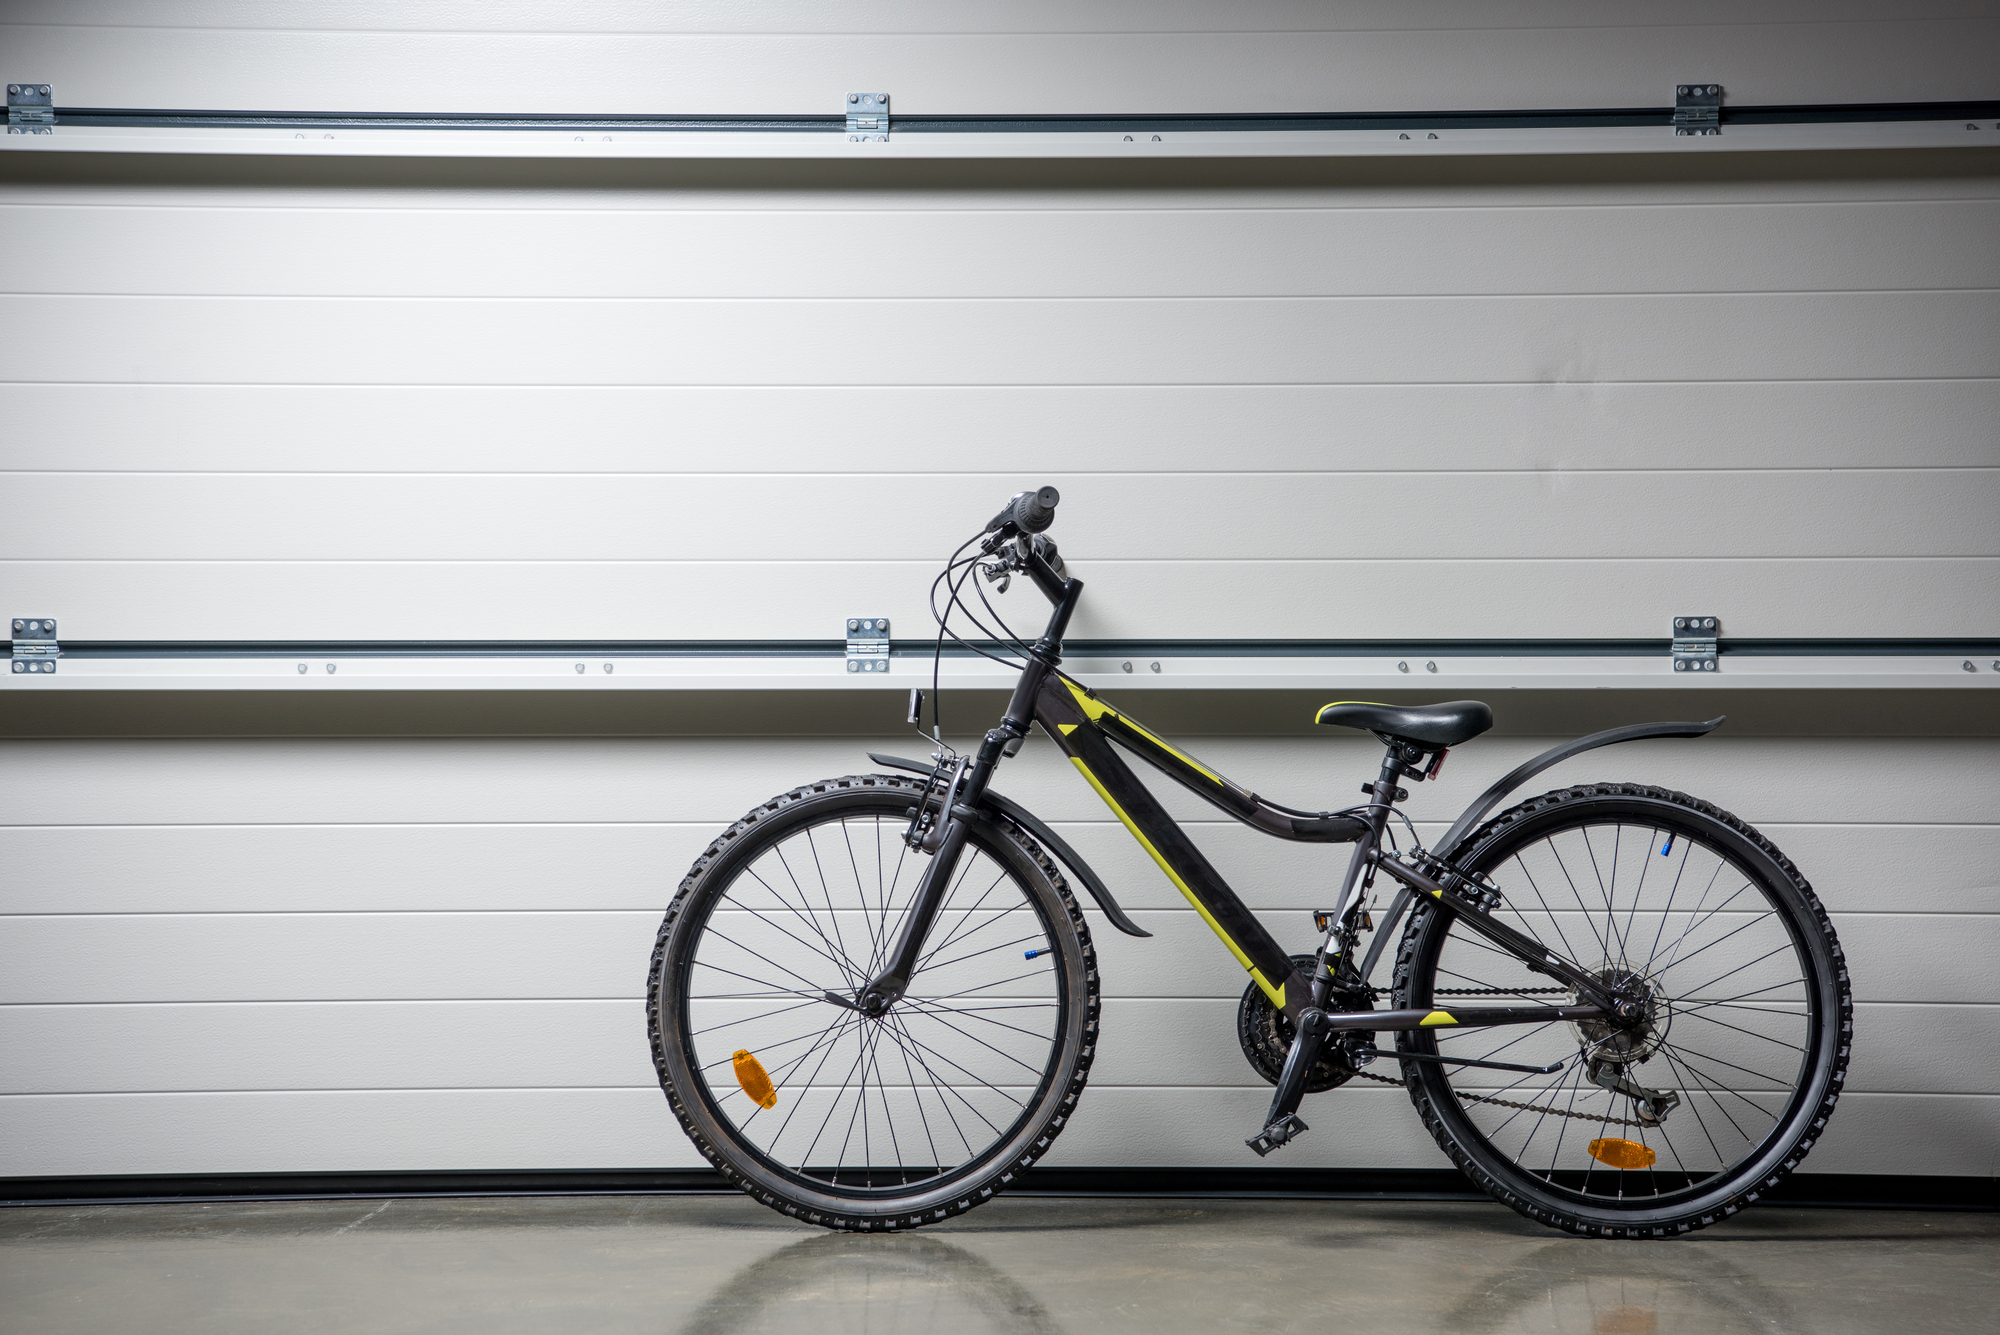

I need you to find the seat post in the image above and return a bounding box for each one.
[1371,743,1408,802]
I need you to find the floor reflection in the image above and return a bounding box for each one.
[1444,1245,1792,1335]
[678,1232,1063,1335]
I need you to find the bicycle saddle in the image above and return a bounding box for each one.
[1315,699,1493,748]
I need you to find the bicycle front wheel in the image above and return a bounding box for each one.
[1393,783,1850,1237]
[647,774,1098,1231]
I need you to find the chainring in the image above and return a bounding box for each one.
[1236,953,1376,1093]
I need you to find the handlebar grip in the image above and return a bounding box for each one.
[988,485,1060,534]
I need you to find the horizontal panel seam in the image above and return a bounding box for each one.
[5,199,1997,217]
[8,556,1997,564]
[10,16,2000,36]
[6,467,1997,479]
[6,290,1998,301]
[6,378,1996,389]
[0,997,1984,1008]
[4,821,1998,831]
[0,1086,1988,1099]
[5,908,1996,919]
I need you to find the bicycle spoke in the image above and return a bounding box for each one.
[885,1008,977,1161]
[1512,853,1590,966]
[899,999,1057,1044]
[1678,1007,1807,1053]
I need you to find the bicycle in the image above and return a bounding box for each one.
[647,487,1851,1238]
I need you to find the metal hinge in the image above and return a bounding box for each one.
[1673,83,1721,136]
[846,617,890,673]
[846,92,889,142]
[11,617,59,674]
[1672,616,1719,673]
[7,83,54,134]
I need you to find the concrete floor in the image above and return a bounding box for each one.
[1,1195,1994,1335]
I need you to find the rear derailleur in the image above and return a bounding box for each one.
[1585,1059,1681,1127]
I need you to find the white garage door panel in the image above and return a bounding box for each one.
[0,1086,1986,1178]
[14,556,1995,641]
[5,821,1993,918]
[13,200,1998,298]
[8,293,1992,385]
[3,998,1984,1097]
[2,9,1993,1189]
[0,913,658,1005]
[0,1000,659,1096]
[0,1088,699,1177]
[5,3,1993,114]
[5,737,1995,830]
[14,471,1991,562]
[4,383,1997,475]
[8,159,1991,215]
[2,909,1986,1007]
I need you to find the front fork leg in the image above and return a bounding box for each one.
[858,813,970,1013]
[856,723,1020,1013]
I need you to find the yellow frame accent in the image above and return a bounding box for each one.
[1064,681,1227,786]
[1067,755,1284,1009]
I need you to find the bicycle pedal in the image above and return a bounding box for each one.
[1245,1114,1309,1158]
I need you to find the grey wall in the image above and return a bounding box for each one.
[1,2,1996,1183]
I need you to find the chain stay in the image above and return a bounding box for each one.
[1343,987,1647,1126]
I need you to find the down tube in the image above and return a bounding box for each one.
[1034,678,1310,1019]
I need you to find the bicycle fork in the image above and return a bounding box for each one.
[848,579,1080,1016]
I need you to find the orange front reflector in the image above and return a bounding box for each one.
[733,1050,777,1109]
[1587,1137,1656,1170]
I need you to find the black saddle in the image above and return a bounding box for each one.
[1315,699,1493,749]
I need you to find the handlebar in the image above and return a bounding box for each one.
[986,485,1060,535]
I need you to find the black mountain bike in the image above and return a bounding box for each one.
[647,487,1850,1238]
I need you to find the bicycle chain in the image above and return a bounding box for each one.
[1341,987,1651,1129]
[1343,985,1569,999]
[1347,1066,1652,1128]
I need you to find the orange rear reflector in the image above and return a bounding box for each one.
[1587,1137,1656,1170]
[733,1050,777,1109]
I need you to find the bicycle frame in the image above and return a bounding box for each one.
[856,548,1718,1046]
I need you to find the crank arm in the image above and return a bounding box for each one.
[1366,1046,1566,1076]
[1324,1005,1608,1032]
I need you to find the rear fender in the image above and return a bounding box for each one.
[1431,716,1727,860]
[1355,715,1726,986]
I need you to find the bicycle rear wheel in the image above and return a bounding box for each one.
[647,774,1098,1231]
[1393,783,1850,1237]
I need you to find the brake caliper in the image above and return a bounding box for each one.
[901,755,962,853]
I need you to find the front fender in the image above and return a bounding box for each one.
[866,752,1152,938]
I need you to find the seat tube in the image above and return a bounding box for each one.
[1319,749,1401,987]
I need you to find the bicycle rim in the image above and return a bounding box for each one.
[655,785,1083,1205]
[1398,786,1843,1224]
